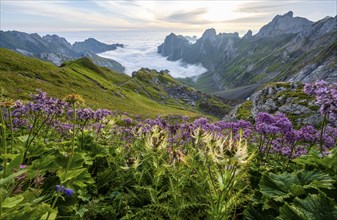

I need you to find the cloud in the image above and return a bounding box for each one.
[1,0,335,33]
[99,43,208,78]
[163,8,210,24]
[235,1,299,14]
[1,0,159,31]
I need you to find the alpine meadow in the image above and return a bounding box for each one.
[0,1,337,219]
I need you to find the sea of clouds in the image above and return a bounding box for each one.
[60,30,207,78]
[98,42,207,78]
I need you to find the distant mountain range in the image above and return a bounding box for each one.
[158,11,337,99]
[0,31,125,72]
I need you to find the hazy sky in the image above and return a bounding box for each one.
[1,0,336,35]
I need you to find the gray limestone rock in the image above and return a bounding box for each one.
[255,11,313,38]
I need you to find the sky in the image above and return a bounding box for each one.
[1,0,336,36]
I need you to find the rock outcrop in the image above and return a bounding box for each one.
[157,33,190,61]
[225,82,322,126]
[254,11,313,38]
[242,30,253,40]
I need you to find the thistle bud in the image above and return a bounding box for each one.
[63,94,84,104]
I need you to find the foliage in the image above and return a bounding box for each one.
[0,80,336,219]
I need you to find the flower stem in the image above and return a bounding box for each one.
[64,102,77,179]
[319,113,327,155]
[48,103,77,220]
[0,107,7,177]
[8,109,13,154]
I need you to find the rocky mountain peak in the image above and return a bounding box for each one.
[242,30,253,39]
[157,33,190,60]
[43,34,72,48]
[284,11,293,18]
[201,28,216,40]
[255,11,313,38]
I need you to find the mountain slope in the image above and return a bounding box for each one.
[158,12,337,99]
[0,48,235,118]
[0,30,125,72]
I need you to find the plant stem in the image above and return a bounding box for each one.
[8,109,13,154]
[48,103,77,220]
[0,107,7,177]
[0,191,2,220]
[64,102,77,179]
[319,113,327,155]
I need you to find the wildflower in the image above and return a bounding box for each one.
[19,164,26,169]
[182,116,189,121]
[123,117,133,124]
[0,100,15,108]
[64,94,84,104]
[55,185,74,197]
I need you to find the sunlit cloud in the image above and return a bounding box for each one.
[1,0,335,34]
[162,8,209,24]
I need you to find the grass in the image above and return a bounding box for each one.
[0,48,221,118]
[236,100,253,121]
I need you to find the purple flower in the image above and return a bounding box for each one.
[64,188,74,197]
[94,109,112,120]
[193,117,208,127]
[296,125,317,142]
[182,116,189,121]
[55,185,74,197]
[123,117,133,124]
[304,81,337,123]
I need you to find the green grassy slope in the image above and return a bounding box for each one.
[0,48,230,118]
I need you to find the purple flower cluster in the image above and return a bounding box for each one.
[256,112,292,135]
[304,80,337,122]
[254,110,337,158]
[67,108,111,122]
[13,90,68,118]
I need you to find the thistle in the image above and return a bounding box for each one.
[64,94,84,104]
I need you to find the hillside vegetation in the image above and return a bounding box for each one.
[0,48,232,118]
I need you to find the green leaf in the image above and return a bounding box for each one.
[259,172,299,202]
[7,153,24,173]
[72,169,94,188]
[17,135,29,143]
[278,193,337,220]
[41,210,57,220]
[3,195,24,208]
[55,152,86,169]
[58,168,87,183]
[75,206,88,217]
[1,154,19,160]
[0,170,25,186]
[289,185,305,197]
[32,154,61,171]
[297,170,335,190]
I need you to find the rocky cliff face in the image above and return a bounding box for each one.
[158,28,240,71]
[0,30,125,72]
[254,11,313,38]
[225,82,321,127]
[157,33,190,61]
[158,12,337,99]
